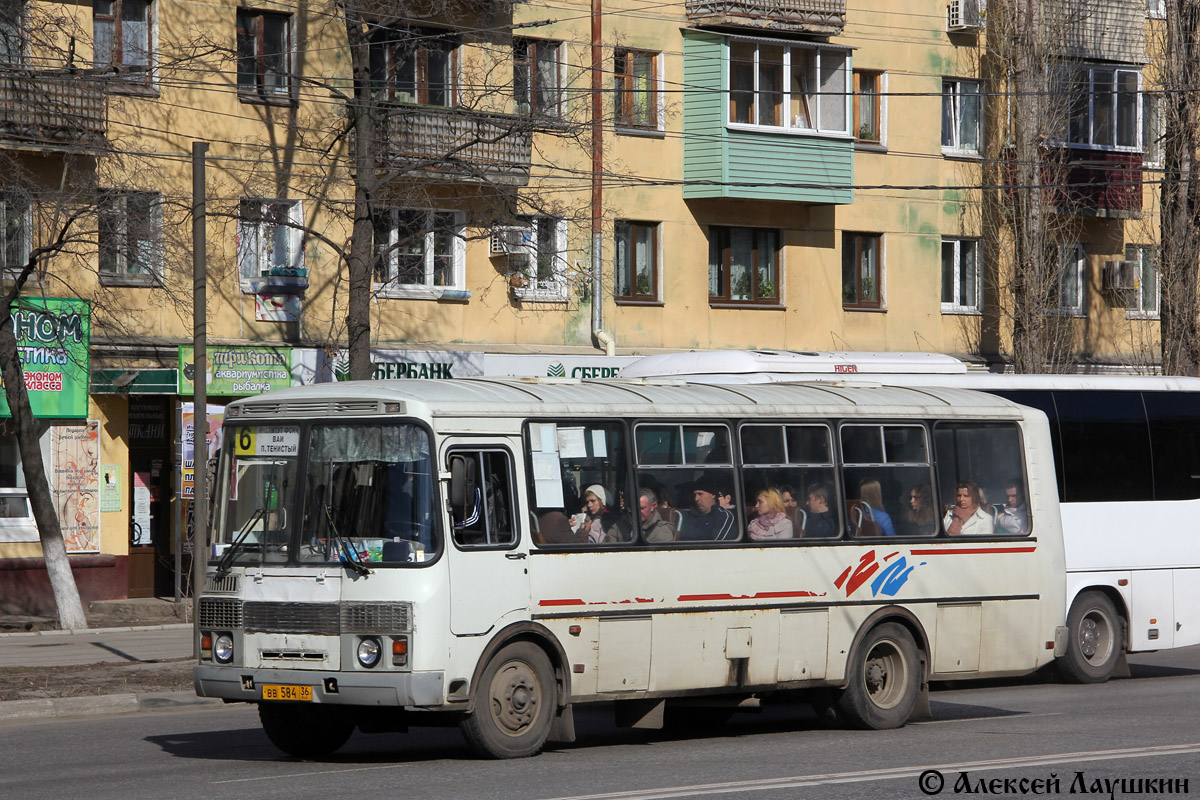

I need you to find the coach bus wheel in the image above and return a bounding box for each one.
[258,703,355,759]
[461,641,556,759]
[1058,591,1121,684]
[838,622,922,730]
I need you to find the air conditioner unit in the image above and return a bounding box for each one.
[489,226,534,257]
[1102,260,1139,293]
[947,0,983,32]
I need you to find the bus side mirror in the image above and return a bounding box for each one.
[449,455,478,521]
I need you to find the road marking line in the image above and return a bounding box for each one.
[913,711,1064,724]
[538,742,1200,800]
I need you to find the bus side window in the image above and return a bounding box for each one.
[933,422,1029,536]
[450,450,517,548]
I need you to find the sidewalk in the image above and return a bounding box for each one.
[0,598,220,722]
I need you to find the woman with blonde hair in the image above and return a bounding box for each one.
[748,488,794,540]
[857,479,897,536]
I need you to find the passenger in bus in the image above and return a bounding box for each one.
[780,485,803,528]
[717,488,736,511]
[637,488,677,543]
[899,482,937,536]
[536,509,587,545]
[944,481,992,535]
[995,481,1029,535]
[570,485,628,543]
[803,483,838,538]
[857,479,897,536]
[748,488,794,540]
[678,480,737,541]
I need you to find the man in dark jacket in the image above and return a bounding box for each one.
[679,478,737,541]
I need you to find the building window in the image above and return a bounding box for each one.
[942,78,981,155]
[99,191,162,282]
[513,216,568,301]
[615,221,658,302]
[237,199,303,287]
[853,70,882,143]
[237,9,291,101]
[1143,90,1162,166]
[614,49,658,130]
[842,232,882,310]
[372,208,463,293]
[1147,0,1166,19]
[709,226,780,304]
[1125,244,1158,318]
[728,39,850,135]
[514,39,562,117]
[0,192,30,277]
[1056,65,1141,150]
[93,0,152,76]
[0,422,30,522]
[0,2,23,65]
[370,28,457,106]
[941,238,980,313]
[1051,243,1086,314]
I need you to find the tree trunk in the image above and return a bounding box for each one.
[344,15,379,382]
[0,300,87,630]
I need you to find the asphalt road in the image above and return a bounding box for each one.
[3,646,1198,800]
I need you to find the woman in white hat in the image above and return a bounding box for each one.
[572,484,626,543]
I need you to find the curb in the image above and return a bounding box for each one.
[0,623,192,639]
[0,690,222,721]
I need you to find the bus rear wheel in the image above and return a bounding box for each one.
[1058,591,1121,684]
[461,642,556,759]
[258,703,355,759]
[834,622,922,730]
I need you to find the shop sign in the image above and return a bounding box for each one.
[324,349,484,382]
[481,354,641,379]
[178,345,292,396]
[0,298,90,418]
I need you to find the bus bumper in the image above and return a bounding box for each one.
[194,665,446,708]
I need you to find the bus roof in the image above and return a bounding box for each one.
[618,350,969,379]
[227,376,1028,420]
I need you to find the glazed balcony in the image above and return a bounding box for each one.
[383,104,532,186]
[0,70,107,152]
[1056,149,1142,219]
[685,0,846,36]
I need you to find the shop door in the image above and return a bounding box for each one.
[127,397,171,598]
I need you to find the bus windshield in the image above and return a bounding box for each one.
[213,421,438,566]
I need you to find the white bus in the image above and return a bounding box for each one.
[194,377,1065,758]
[622,349,1200,684]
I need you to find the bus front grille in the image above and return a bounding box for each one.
[244,602,340,634]
[341,601,412,632]
[198,597,243,629]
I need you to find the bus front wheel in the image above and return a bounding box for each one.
[1058,591,1122,684]
[835,622,922,730]
[258,703,355,759]
[461,641,556,759]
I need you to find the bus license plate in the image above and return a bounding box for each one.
[262,684,313,702]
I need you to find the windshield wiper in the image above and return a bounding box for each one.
[323,504,372,576]
[215,507,266,577]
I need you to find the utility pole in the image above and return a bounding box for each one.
[191,141,208,638]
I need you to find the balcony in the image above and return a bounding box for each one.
[685,0,846,36]
[383,105,532,186]
[1057,149,1142,219]
[0,70,107,152]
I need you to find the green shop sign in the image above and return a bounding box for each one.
[0,297,90,418]
[178,345,291,396]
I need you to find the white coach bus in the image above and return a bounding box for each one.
[194,377,1066,758]
[622,349,1200,684]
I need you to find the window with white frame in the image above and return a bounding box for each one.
[1052,243,1086,314]
[237,199,303,286]
[237,9,292,101]
[93,0,152,77]
[0,420,30,523]
[942,78,981,155]
[1054,65,1141,150]
[1143,90,1163,165]
[1125,244,1158,317]
[941,238,980,313]
[0,192,31,276]
[727,39,850,135]
[1147,0,1166,19]
[509,216,568,300]
[514,39,562,117]
[371,208,463,292]
[99,191,162,282]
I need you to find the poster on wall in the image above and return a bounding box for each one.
[0,297,90,418]
[100,464,122,512]
[52,421,100,553]
[180,403,225,554]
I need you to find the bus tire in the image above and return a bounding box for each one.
[258,703,354,758]
[837,622,922,730]
[461,641,556,759]
[1058,591,1122,684]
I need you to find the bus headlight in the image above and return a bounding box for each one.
[356,637,381,668]
[214,633,234,664]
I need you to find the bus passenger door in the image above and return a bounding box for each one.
[446,444,530,636]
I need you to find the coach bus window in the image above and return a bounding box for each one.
[636,424,738,542]
[1052,391,1153,503]
[1143,392,1200,500]
[526,421,632,546]
[740,423,836,540]
[300,423,436,564]
[933,422,1028,536]
[840,424,932,538]
[450,450,517,549]
[987,390,1064,499]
